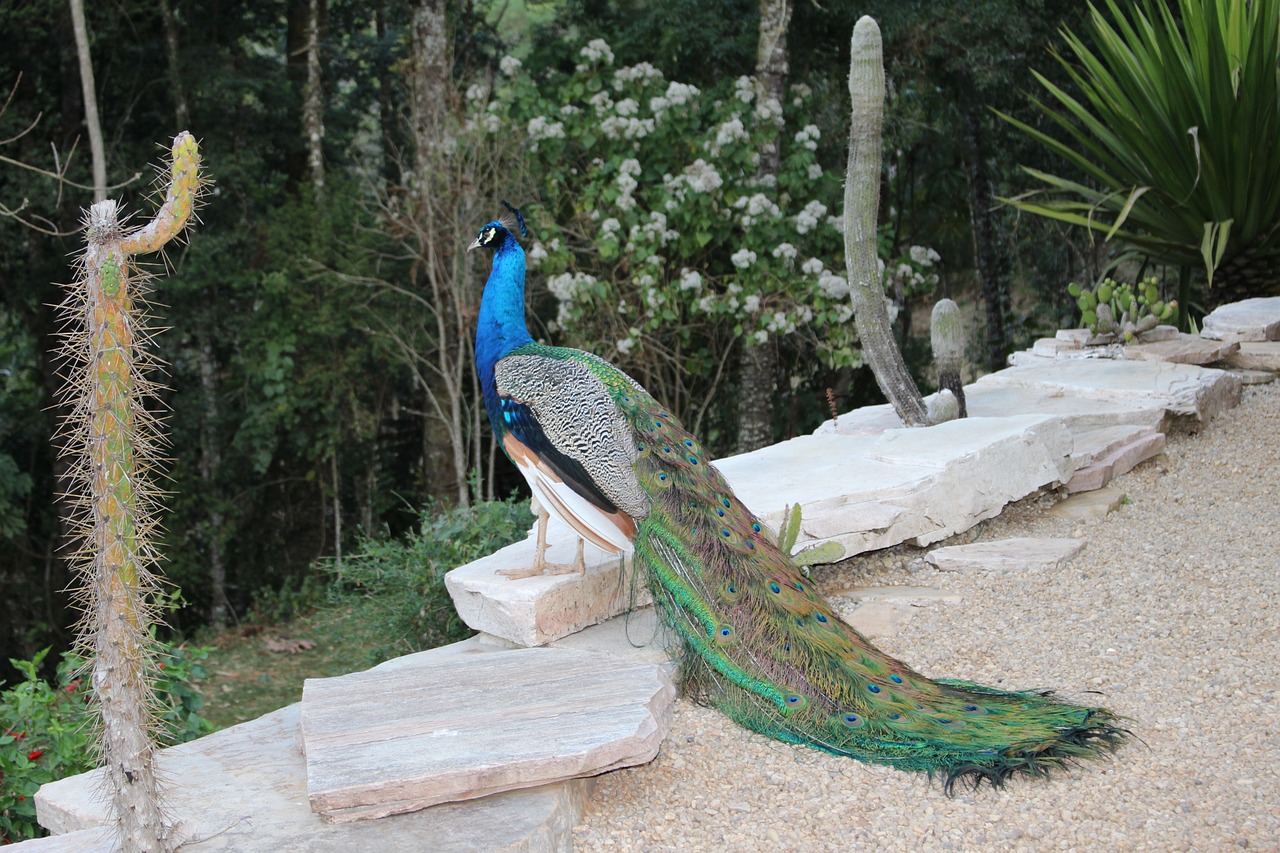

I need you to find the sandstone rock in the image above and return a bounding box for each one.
[36,694,591,852]
[1201,297,1280,341]
[1065,430,1165,493]
[1122,334,1239,365]
[300,647,673,821]
[1048,486,1127,521]
[924,538,1086,572]
[1216,341,1280,373]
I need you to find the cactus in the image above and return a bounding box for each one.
[844,16,928,427]
[1068,276,1176,343]
[57,132,202,853]
[929,298,967,418]
[771,503,846,578]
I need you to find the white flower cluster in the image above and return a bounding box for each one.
[559,103,580,117]
[801,257,824,275]
[794,124,820,152]
[600,217,622,237]
[629,210,679,247]
[616,335,637,355]
[697,294,716,313]
[734,193,782,228]
[817,270,849,300]
[765,310,797,335]
[793,199,828,234]
[650,81,700,118]
[678,268,703,292]
[619,158,642,176]
[730,248,757,269]
[743,294,761,313]
[734,75,756,104]
[909,245,941,267]
[546,271,597,303]
[664,159,723,205]
[755,96,783,126]
[528,241,549,267]
[807,163,823,180]
[602,114,656,141]
[614,62,663,89]
[709,116,749,155]
[579,39,615,65]
[790,82,812,106]
[527,116,566,151]
[589,90,614,115]
[772,242,798,266]
[466,83,489,104]
[615,97,639,116]
[499,55,522,77]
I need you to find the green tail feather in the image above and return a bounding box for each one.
[616,385,1128,790]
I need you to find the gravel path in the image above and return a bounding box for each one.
[571,381,1280,852]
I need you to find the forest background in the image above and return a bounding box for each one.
[0,0,1120,681]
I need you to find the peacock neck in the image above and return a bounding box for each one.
[476,233,534,416]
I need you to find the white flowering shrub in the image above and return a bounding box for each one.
[473,39,943,399]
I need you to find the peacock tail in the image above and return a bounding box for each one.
[469,210,1128,791]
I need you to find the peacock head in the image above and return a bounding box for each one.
[468,200,527,252]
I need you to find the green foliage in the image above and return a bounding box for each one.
[1002,0,1280,285]
[0,643,211,843]
[1067,276,1176,340]
[328,497,531,661]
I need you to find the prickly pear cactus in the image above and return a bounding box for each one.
[57,132,202,853]
[1068,276,1176,343]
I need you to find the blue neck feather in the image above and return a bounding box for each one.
[476,229,534,426]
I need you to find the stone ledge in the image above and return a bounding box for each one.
[301,647,674,822]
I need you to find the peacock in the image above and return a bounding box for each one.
[469,204,1128,789]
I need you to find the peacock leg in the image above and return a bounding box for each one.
[499,497,586,579]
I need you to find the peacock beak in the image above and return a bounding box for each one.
[467,236,482,252]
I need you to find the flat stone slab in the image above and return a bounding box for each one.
[1202,297,1280,341]
[925,538,1086,572]
[1216,341,1280,372]
[1122,333,1240,365]
[1048,486,1127,522]
[36,688,591,852]
[1065,430,1165,493]
[300,647,674,822]
[454,414,1074,646]
[976,359,1241,423]
[828,586,962,640]
[445,536,647,648]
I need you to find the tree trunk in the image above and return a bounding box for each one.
[197,331,230,630]
[303,0,326,202]
[844,17,928,427]
[68,0,106,202]
[965,101,1009,373]
[735,0,792,453]
[375,0,399,185]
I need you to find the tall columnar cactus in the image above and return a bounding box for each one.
[57,132,201,853]
[930,298,968,418]
[843,16,928,427]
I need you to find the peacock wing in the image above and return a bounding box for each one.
[495,351,649,552]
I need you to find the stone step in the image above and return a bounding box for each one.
[300,646,674,822]
[1122,333,1240,365]
[450,413,1075,646]
[1065,426,1166,494]
[1216,341,1280,373]
[450,359,1239,648]
[32,639,652,852]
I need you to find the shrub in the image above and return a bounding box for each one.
[0,643,213,843]
[330,497,531,661]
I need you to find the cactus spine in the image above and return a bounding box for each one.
[930,298,967,418]
[58,132,201,853]
[843,16,928,427]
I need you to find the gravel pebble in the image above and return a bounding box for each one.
[571,383,1280,852]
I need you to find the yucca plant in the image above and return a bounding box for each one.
[999,0,1280,316]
